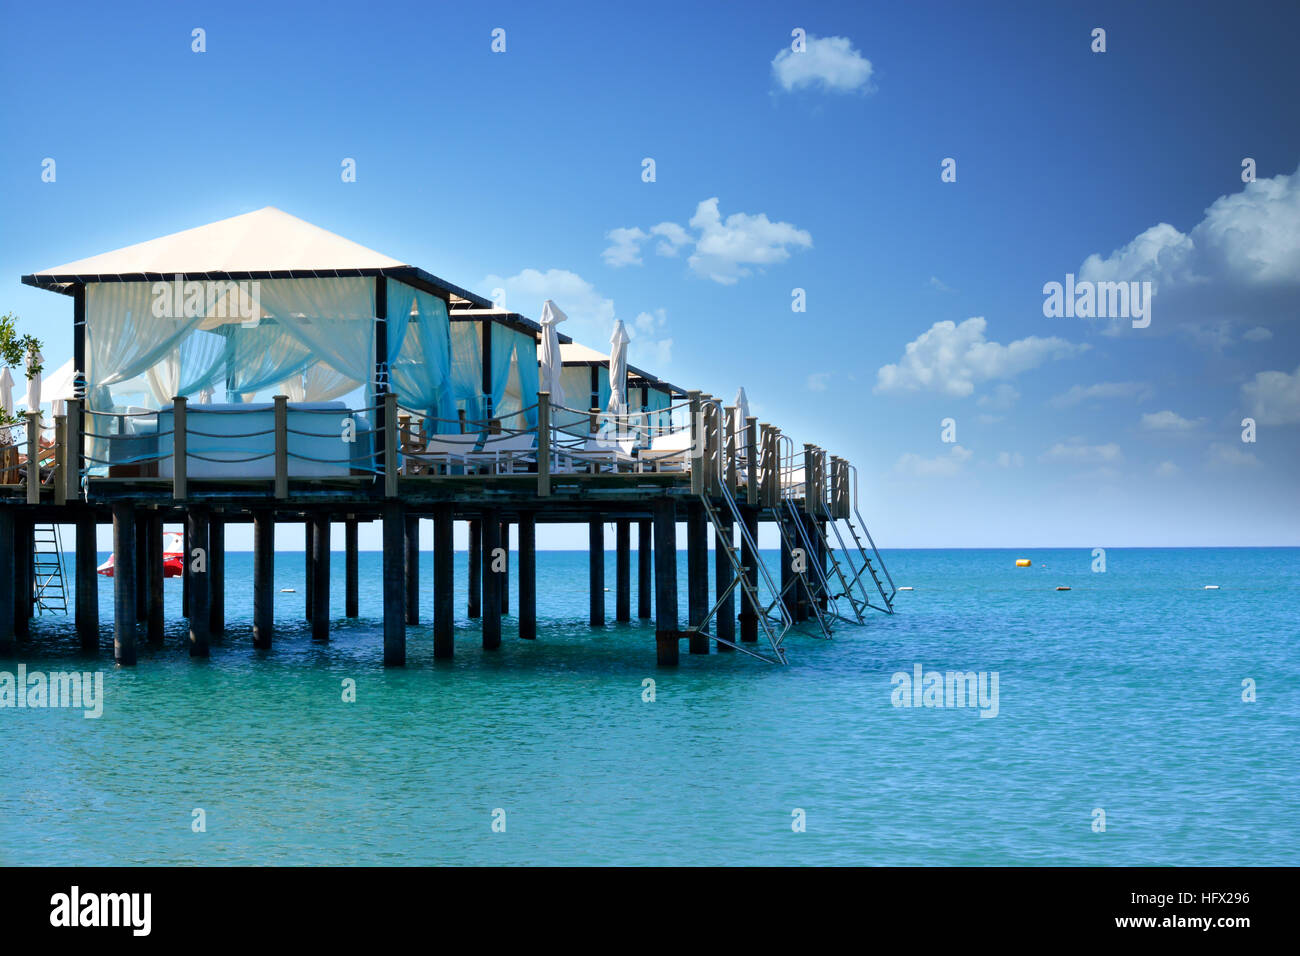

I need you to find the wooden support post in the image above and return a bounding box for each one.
[25,412,39,504]
[637,519,652,619]
[65,397,82,502]
[433,503,454,658]
[0,510,13,656]
[384,392,399,497]
[253,509,274,650]
[345,518,359,618]
[187,505,210,657]
[181,522,190,618]
[405,514,420,625]
[518,511,536,640]
[686,501,709,653]
[780,512,797,621]
[589,519,605,626]
[208,515,225,636]
[724,406,738,495]
[172,396,187,501]
[311,512,330,641]
[615,518,631,622]
[382,501,406,665]
[273,395,288,499]
[481,510,502,649]
[652,499,679,665]
[499,520,510,615]
[54,414,66,506]
[467,519,482,618]
[112,503,137,665]
[715,514,735,650]
[14,515,31,637]
[76,511,98,650]
[537,392,551,496]
[688,391,703,496]
[739,505,759,642]
[147,513,164,646]
[304,518,314,622]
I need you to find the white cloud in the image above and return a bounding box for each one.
[806,371,832,392]
[894,445,972,477]
[1049,381,1152,408]
[1208,442,1262,469]
[1243,326,1274,342]
[1040,439,1123,464]
[1155,461,1181,477]
[928,276,955,293]
[995,451,1024,468]
[603,198,812,285]
[772,35,874,94]
[1241,363,1300,425]
[874,317,1088,398]
[1077,164,1300,334]
[1140,409,1204,432]
[602,227,648,267]
[977,383,1020,411]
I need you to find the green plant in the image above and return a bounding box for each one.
[1,311,44,426]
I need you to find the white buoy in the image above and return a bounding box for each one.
[1204,585,1220,590]
[280,588,296,593]
[898,586,914,591]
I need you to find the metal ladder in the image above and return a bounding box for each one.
[774,496,835,637]
[32,524,68,614]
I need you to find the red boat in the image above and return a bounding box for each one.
[98,531,185,577]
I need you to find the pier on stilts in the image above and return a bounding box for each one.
[1,208,895,668]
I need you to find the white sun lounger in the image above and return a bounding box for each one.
[464,433,538,474]
[638,429,694,472]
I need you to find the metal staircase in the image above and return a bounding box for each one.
[32,524,68,614]
[772,495,834,638]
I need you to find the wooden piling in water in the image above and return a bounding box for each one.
[304,518,315,623]
[405,514,420,625]
[467,518,481,618]
[14,514,31,638]
[518,511,536,640]
[181,522,190,618]
[637,518,652,619]
[134,511,148,622]
[187,505,210,657]
[715,514,735,650]
[344,517,359,618]
[481,510,502,649]
[311,512,330,642]
[433,503,454,658]
[686,501,709,654]
[147,513,164,646]
[499,519,510,615]
[615,519,631,622]
[652,499,679,665]
[253,509,274,650]
[112,503,137,665]
[0,509,14,656]
[208,515,225,636]
[76,511,98,650]
[739,505,759,643]
[382,501,406,665]
[589,519,605,626]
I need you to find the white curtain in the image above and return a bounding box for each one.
[256,277,381,399]
[87,283,204,399]
[450,321,483,422]
[143,329,229,406]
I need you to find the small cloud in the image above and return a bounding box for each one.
[1208,442,1262,469]
[650,222,690,257]
[1040,439,1123,464]
[772,35,875,94]
[976,413,1003,424]
[894,445,972,477]
[1140,409,1204,432]
[1155,460,1181,477]
[928,276,955,293]
[602,227,648,267]
[1243,326,1274,342]
[1241,363,1300,425]
[977,383,1020,411]
[875,317,1087,398]
[1050,381,1152,408]
[806,371,832,392]
[995,451,1024,468]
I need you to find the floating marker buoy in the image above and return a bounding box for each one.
[898,586,914,591]
[280,588,296,593]
[1056,586,1071,591]
[1204,585,1220,590]
[1016,559,1031,567]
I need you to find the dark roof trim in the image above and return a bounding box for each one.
[449,310,573,343]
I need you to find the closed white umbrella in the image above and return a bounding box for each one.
[0,366,13,419]
[606,319,629,417]
[25,349,43,419]
[734,386,750,424]
[539,299,567,409]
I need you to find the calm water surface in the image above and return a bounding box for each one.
[1,547,1296,865]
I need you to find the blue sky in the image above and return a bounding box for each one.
[2,0,1298,548]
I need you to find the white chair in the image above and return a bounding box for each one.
[415,433,483,474]
[464,433,538,474]
[638,429,693,472]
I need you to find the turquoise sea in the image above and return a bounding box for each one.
[1,546,1296,866]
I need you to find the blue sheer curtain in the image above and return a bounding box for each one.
[220,321,313,400]
[450,321,483,424]
[390,289,456,429]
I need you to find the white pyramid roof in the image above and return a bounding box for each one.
[33,207,407,277]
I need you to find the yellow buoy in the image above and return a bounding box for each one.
[1016,559,1031,567]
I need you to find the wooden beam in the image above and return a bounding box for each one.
[172,397,188,501]
[187,505,210,657]
[615,519,631,622]
[434,503,454,658]
[311,512,330,642]
[637,518,652,619]
[382,500,405,665]
[589,520,605,626]
[518,511,536,641]
[345,517,359,618]
[481,510,501,649]
[253,509,274,650]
